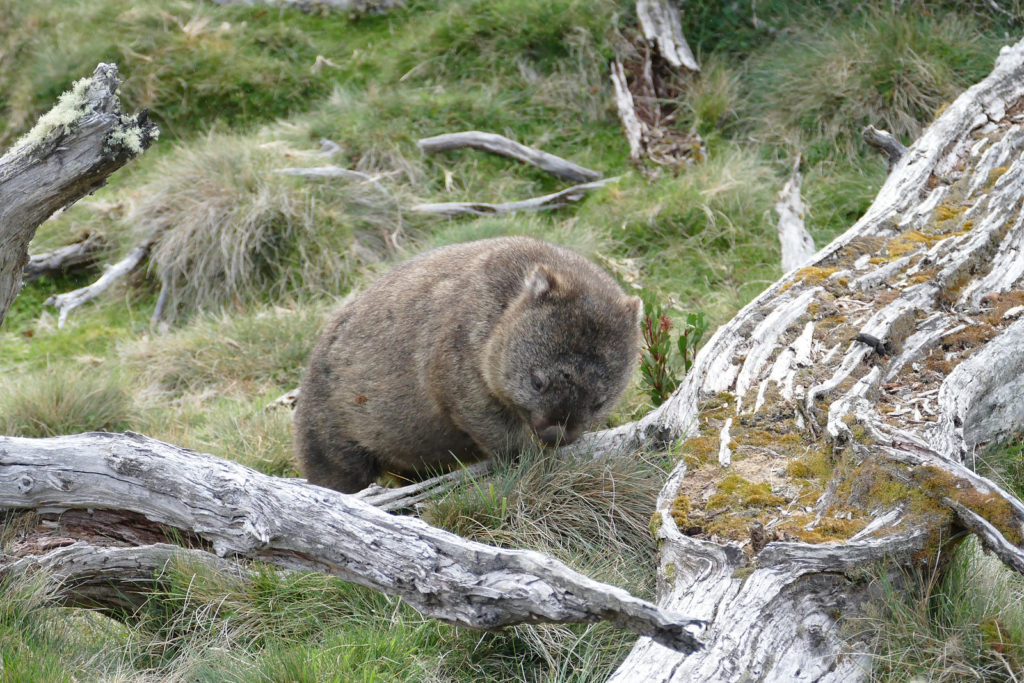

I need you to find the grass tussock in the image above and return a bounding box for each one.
[425,447,664,590]
[750,9,1000,152]
[0,366,134,437]
[126,133,404,320]
[851,538,1024,681]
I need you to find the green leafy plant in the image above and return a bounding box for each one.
[639,291,708,406]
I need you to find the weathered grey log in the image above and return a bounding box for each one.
[417,132,602,183]
[0,431,702,653]
[23,232,106,284]
[0,63,157,327]
[637,0,700,71]
[775,156,815,272]
[569,36,1024,681]
[862,124,908,172]
[411,177,619,218]
[45,240,153,328]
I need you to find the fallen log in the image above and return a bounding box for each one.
[0,63,157,327]
[0,431,702,653]
[576,35,1024,681]
[417,131,602,183]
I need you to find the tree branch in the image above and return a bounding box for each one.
[417,131,601,183]
[0,63,157,326]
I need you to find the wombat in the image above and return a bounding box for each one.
[293,236,641,493]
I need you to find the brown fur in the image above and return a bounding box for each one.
[293,236,641,493]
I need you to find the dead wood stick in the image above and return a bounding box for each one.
[0,62,157,326]
[23,232,106,284]
[417,131,601,183]
[45,241,153,328]
[411,177,618,219]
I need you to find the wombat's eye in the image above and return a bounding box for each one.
[531,372,549,393]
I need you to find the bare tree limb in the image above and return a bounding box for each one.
[580,36,1024,680]
[0,63,158,327]
[23,232,106,284]
[411,177,619,218]
[611,60,647,161]
[417,131,602,183]
[44,240,153,328]
[0,432,702,653]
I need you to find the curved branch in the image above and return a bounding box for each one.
[417,131,601,183]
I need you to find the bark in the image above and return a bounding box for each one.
[583,36,1024,681]
[417,131,602,183]
[411,177,619,218]
[0,63,157,327]
[0,432,701,653]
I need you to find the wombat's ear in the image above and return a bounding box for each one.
[524,265,559,299]
[627,296,643,325]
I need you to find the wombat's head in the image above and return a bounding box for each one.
[483,263,642,448]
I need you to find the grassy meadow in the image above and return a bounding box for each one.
[2,0,1024,679]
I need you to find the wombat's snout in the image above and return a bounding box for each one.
[532,416,582,447]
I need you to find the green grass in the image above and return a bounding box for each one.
[3,0,1024,679]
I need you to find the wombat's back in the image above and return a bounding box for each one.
[294,237,640,493]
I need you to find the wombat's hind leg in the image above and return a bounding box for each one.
[298,433,382,494]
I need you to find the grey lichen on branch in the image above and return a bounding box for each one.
[0,62,158,327]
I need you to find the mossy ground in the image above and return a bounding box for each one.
[3,0,1024,679]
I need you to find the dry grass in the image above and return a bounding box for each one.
[124,132,405,321]
[0,365,134,437]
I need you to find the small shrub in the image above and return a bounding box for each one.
[638,290,707,407]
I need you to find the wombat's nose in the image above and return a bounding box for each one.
[536,425,567,447]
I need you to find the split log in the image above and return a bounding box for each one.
[775,156,815,272]
[0,432,702,653]
[417,131,602,183]
[23,232,106,284]
[636,0,700,72]
[574,36,1024,681]
[0,63,157,327]
[411,177,619,218]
